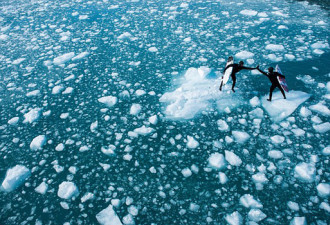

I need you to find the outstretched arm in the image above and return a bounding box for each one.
[223,64,234,73]
[241,66,256,70]
[257,68,268,76]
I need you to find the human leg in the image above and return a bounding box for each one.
[268,85,276,101]
[231,74,236,92]
[278,85,286,99]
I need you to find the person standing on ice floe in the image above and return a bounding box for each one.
[219,61,257,92]
[256,65,286,101]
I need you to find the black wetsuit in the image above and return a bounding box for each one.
[220,64,255,92]
[258,69,286,101]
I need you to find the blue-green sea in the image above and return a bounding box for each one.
[0,0,329,224]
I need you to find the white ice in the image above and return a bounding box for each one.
[265,44,285,51]
[316,183,330,198]
[98,96,118,107]
[261,91,310,122]
[235,51,254,60]
[1,165,31,192]
[35,182,48,194]
[225,150,242,166]
[208,153,226,170]
[130,104,142,115]
[248,209,267,222]
[240,194,263,208]
[30,135,47,150]
[23,108,42,123]
[186,136,199,149]
[239,10,258,16]
[313,122,330,133]
[232,131,250,144]
[57,181,79,199]
[225,211,242,225]
[72,52,89,61]
[160,67,243,120]
[294,162,316,183]
[96,204,122,225]
[290,217,306,225]
[133,126,155,136]
[309,102,330,116]
[53,52,75,65]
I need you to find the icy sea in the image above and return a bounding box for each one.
[0,0,329,224]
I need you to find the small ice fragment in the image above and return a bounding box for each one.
[57,181,79,199]
[240,10,258,16]
[1,165,31,192]
[181,168,192,178]
[208,153,226,170]
[290,217,306,225]
[53,52,75,65]
[130,104,142,115]
[96,204,123,225]
[148,115,158,125]
[294,162,316,183]
[225,211,242,225]
[23,108,42,123]
[248,209,267,222]
[232,131,250,144]
[30,135,47,150]
[225,150,242,166]
[316,183,330,198]
[239,194,263,208]
[98,96,118,107]
[35,182,48,194]
[187,136,199,149]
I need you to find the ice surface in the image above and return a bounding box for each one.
[225,150,242,166]
[148,115,158,125]
[240,194,263,208]
[130,104,142,115]
[35,182,48,194]
[57,181,79,199]
[208,153,226,170]
[225,211,242,225]
[182,168,192,177]
[187,136,199,149]
[265,44,285,51]
[261,91,310,122]
[133,126,155,136]
[160,67,242,119]
[313,122,330,133]
[290,217,306,225]
[1,165,30,192]
[8,117,19,125]
[72,52,89,61]
[240,10,258,16]
[232,131,250,144]
[30,135,47,150]
[53,52,75,65]
[235,51,254,60]
[23,108,42,123]
[98,96,118,107]
[309,102,330,116]
[217,119,229,131]
[248,209,267,222]
[96,204,122,225]
[294,162,316,183]
[316,183,330,198]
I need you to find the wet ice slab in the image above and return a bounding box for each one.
[261,91,310,121]
[1,165,31,192]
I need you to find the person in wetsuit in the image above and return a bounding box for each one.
[257,66,286,101]
[219,61,257,92]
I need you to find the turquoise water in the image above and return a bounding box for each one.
[0,0,329,224]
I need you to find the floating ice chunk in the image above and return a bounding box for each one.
[240,10,258,16]
[225,211,242,225]
[249,108,264,118]
[271,135,285,144]
[148,115,158,125]
[225,150,242,166]
[133,126,155,136]
[278,25,288,29]
[320,202,330,212]
[30,135,47,150]
[287,201,299,211]
[249,96,260,107]
[290,217,306,225]
[248,209,267,222]
[240,194,263,208]
[317,183,330,198]
[187,136,199,149]
[268,150,283,159]
[285,54,295,61]
[35,182,48,194]
[12,58,26,65]
[52,85,64,94]
[232,131,250,144]
[62,87,74,94]
[23,108,42,123]
[148,47,158,52]
[135,89,146,96]
[258,12,268,17]
[208,153,226,170]
[272,11,288,17]
[1,165,31,192]
[57,181,79,199]
[26,90,41,97]
[81,192,94,203]
[313,122,330,133]
[53,52,75,65]
[181,168,192,178]
[217,119,229,131]
[292,128,305,136]
[79,15,88,20]
[101,145,116,156]
[294,162,316,183]
[0,34,9,40]
[8,117,19,125]
[309,102,330,116]
[311,42,329,49]
[267,54,282,62]
[130,104,142,115]
[118,32,132,40]
[219,172,228,184]
[72,52,89,61]
[96,204,122,225]
[300,107,312,117]
[313,49,324,55]
[235,51,254,59]
[98,96,118,107]
[90,121,98,132]
[252,173,268,184]
[322,146,330,155]
[266,44,284,51]
[261,91,310,122]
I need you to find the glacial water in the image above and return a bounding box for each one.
[0,0,329,224]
